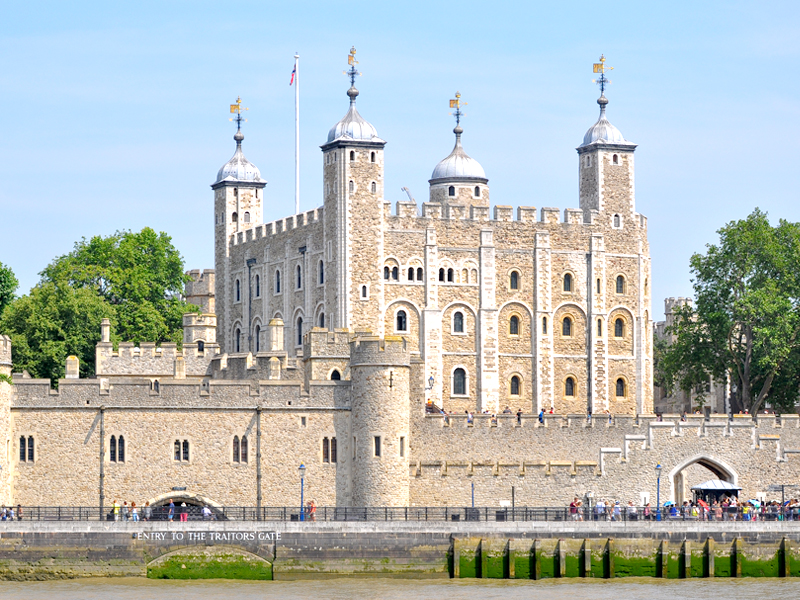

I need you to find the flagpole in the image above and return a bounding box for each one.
[294,53,300,215]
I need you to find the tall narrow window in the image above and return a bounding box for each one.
[562,317,572,337]
[331,437,337,463]
[374,436,381,457]
[319,261,324,284]
[542,316,548,334]
[233,436,240,462]
[255,325,261,352]
[613,154,619,164]
[255,274,260,297]
[384,266,390,280]
[198,340,205,353]
[396,310,407,332]
[350,150,355,161]
[613,214,621,228]
[319,313,325,328]
[27,436,34,462]
[399,436,405,458]
[241,435,248,462]
[349,180,354,193]
[616,378,626,397]
[417,267,423,281]
[510,375,521,396]
[408,267,415,281]
[597,319,602,336]
[370,151,376,163]
[232,212,238,222]
[510,271,519,290]
[361,285,368,298]
[276,270,281,293]
[448,186,455,196]
[453,368,466,395]
[565,377,575,396]
[297,317,304,345]
[235,280,241,302]
[615,318,624,338]
[235,328,241,353]
[118,435,125,462]
[19,436,25,462]
[563,273,572,292]
[474,186,481,198]
[244,211,250,223]
[297,265,302,289]
[110,436,117,462]
[174,440,181,461]
[439,268,445,281]
[509,315,520,335]
[182,439,190,462]
[453,311,464,333]
[616,275,625,294]
[597,278,601,293]
[322,437,330,463]
[447,268,454,282]
[371,182,377,193]
[391,266,398,280]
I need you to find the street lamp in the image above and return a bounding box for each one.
[655,463,662,521]
[299,463,306,522]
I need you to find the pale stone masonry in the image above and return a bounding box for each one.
[2,67,797,512]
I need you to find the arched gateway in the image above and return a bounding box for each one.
[667,455,738,505]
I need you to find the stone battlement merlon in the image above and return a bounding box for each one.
[303,328,352,360]
[349,335,411,367]
[230,207,323,247]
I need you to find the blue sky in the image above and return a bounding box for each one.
[1,1,798,319]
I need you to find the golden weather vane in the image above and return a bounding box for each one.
[229,96,248,130]
[449,91,467,125]
[592,55,613,95]
[344,46,361,86]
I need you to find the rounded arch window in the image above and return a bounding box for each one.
[396,310,408,332]
[255,324,261,352]
[616,275,625,294]
[349,150,355,161]
[391,266,399,280]
[453,368,467,395]
[562,316,572,337]
[565,377,576,397]
[616,377,626,397]
[361,285,368,298]
[370,151,376,163]
[255,274,260,297]
[318,312,325,328]
[319,261,324,284]
[416,267,423,281]
[613,154,619,165]
[447,268,454,282]
[448,185,455,197]
[509,315,520,336]
[371,181,377,193]
[510,375,521,396]
[384,266,390,280]
[474,186,481,198]
[235,279,241,302]
[563,273,573,292]
[330,369,341,381]
[296,265,302,289]
[235,328,241,353]
[613,214,621,228]
[275,270,281,293]
[296,317,304,346]
[453,311,464,333]
[438,268,445,282]
[614,317,625,338]
[244,211,250,223]
[349,180,355,193]
[408,267,415,281]
[232,212,238,222]
[542,316,548,335]
[509,270,520,290]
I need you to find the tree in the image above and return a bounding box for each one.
[0,281,113,383]
[0,262,18,317]
[40,228,196,346]
[662,209,800,414]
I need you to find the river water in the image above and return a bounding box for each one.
[1,578,798,600]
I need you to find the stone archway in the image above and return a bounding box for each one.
[667,455,738,504]
[145,491,228,521]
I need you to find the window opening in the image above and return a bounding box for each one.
[510,271,519,290]
[597,278,601,293]
[392,266,398,280]
[371,181,376,193]
[174,440,181,461]
[235,280,240,302]
[613,154,619,164]
[297,265,302,289]
[19,436,25,462]
[474,186,480,197]
[330,370,341,381]
[323,437,330,463]
[453,311,464,333]
[616,275,625,294]
[384,266,390,280]
[182,439,189,461]
[565,377,575,396]
[542,316,548,334]
[616,378,626,397]
[509,315,520,335]
[447,268,454,282]
[361,285,368,298]
[396,310,408,332]
[319,313,325,328]
[374,436,381,457]
[400,436,405,457]
[241,435,248,462]
[297,317,303,346]
[244,211,250,223]
[562,317,572,337]
[276,270,281,293]
[439,268,445,282]
[235,328,241,353]
[110,435,117,462]
[615,318,624,337]
[331,437,337,462]
[448,185,455,197]
[597,319,602,336]
[233,436,240,462]
[563,273,572,292]
[255,274,260,297]
[349,180,354,193]
[255,325,261,352]
[319,261,324,284]
[370,151,376,163]
[511,375,521,396]
[453,368,466,395]
[417,267,423,281]
[118,435,124,462]
[408,267,414,281]
[350,150,355,161]
[614,214,621,228]
[232,212,238,222]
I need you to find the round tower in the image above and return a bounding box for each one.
[349,335,410,507]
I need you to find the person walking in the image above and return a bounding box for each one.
[180,502,188,522]
[131,502,139,522]
[112,500,120,522]
[16,505,22,521]
[143,501,153,522]
[167,499,175,522]
[121,502,129,522]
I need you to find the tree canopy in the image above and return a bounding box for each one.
[0,262,18,317]
[661,209,800,414]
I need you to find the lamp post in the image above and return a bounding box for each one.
[655,463,662,521]
[299,463,306,522]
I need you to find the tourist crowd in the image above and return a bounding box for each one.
[568,496,800,521]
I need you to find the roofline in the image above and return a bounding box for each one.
[428,176,489,186]
[320,139,387,151]
[210,180,268,190]
[576,142,638,154]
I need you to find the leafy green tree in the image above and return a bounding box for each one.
[0,262,18,317]
[662,209,800,414]
[0,281,113,382]
[40,228,196,345]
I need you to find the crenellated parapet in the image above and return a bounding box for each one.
[185,269,215,313]
[231,207,323,247]
[349,334,411,368]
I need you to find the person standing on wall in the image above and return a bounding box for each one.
[168,499,175,522]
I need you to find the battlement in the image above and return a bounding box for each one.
[185,269,215,295]
[350,335,410,367]
[231,207,323,247]
[664,297,692,314]
[303,328,351,360]
[0,334,11,377]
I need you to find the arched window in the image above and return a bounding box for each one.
[510,271,519,290]
[110,435,117,462]
[19,436,25,461]
[462,268,468,282]
[471,269,478,283]
[616,378,626,397]
[447,268,454,282]
[235,280,240,302]
[361,285,368,298]
[370,151,376,163]
[453,368,466,395]
[509,315,520,335]
[330,370,341,381]
[613,154,619,165]
[232,212,238,223]
[349,180,354,193]
[276,270,281,293]
[319,313,325,328]
[297,317,304,346]
[152,379,160,393]
[565,377,575,396]
[439,268,445,281]
[510,375,521,396]
[371,182,377,193]
[322,437,330,463]
[453,311,464,333]
[616,275,625,294]
[241,435,248,462]
[396,310,407,332]
[319,261,324,284]
[331,437,337,462]
[474,186,481,198]
[384,266,390,280]
[255,274,260,297]
[255,325,261,352]
[391,266,398,280]
[448,186,455,197]
[349,150,355,161]
[118,435,125,462]
[417,267,423,281]
[613,214,621,228]
[235,328,241,352]
[182,439,190,461]
[562,316,572,337]
[233,436,240,462]
[563,273,572,292]
[615,318,624,338]
[296,265,302,289]
[408,267,414,281]
[244,211,250,223]
[198,340,205,353]
[597,319,602,336]
[542,316,548,334]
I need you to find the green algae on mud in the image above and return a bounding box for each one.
[147,553,272,580]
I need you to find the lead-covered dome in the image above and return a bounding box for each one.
[215,130,265,184]
[326,87,383,144]
[580,95,631,147]
[430,126,487,182]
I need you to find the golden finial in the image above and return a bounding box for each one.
[449,91,467,126]
[592,55,613,95]
[229,96,248,130]
[344,47,361,86]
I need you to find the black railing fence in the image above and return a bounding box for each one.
[2,505,799,522]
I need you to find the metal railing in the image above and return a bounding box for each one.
[2,505,798,522]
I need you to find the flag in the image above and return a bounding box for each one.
[449,99,457,108]
[593,63,603,73]
[290,65,296,86]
